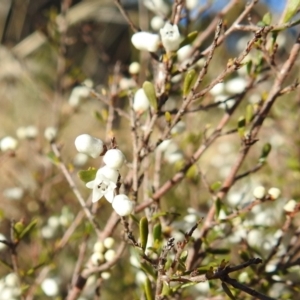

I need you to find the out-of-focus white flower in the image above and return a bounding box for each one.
[129,62,140,74]
[130,255,141,268]
[284,199,297,213]
[112,194,135,216]
[101,272,111,280]
[156,139,172,152]
[41,226,56,239]
[194,281,210,294]
[16,127,27,139]
[91,252,105,266]
[5,273,19,287]
[177,45,192,62]
[0,136,18,152]
[75,134,104,158]
[210,82,225,96]
[93,241,105,253]
[164,150,183,164]
[160,23,181,53]
[103,149,125,170]
[135,271,147,284]
[133,88,150,113]
[3,187,24,200]
[225,77,247,94]
[103,237,115,249]
[238,272,250,283]
[247,229,262,248]
[119,77,136,90]
[214,94,235,110]
[143,0,170,15]
[0,233,7,251]
[41,278,59,297]
[68,85,91,107]
[186,0,198,10]
[131,32,160,52]
[268,187,281,200]
[25,125,38,139]
[86,166,118,203]
[150,16,165,31]
[171,120,186,135]
[104,249,116,262]
[73,153,89,167]
[47,216,60,229]
[253,186,266,199]
[44,127,57,142]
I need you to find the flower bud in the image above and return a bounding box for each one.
[129,62,140,74]
[131,32,160,52]
[253,186,266,199]
[160,23,181,53]
[104,249,116,262]
[68,85,91,107]
[112,194,135,216]
[91,252,105,266]
[133,88,150,113]
[103,149,125,170]
[151,16,165,31]
[268,187,281,200]
[101,272,111,280]
[103,237,115,249]
[93,241,105,253]
[225,77,247,94]
[75,134,104,158]
[0,136,18,152]
[44,127,57,142]
[284,199,297,213]
[41,278,59,297]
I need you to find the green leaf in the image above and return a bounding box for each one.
[215,197,222,218]
[259,143,272,163]
[141,262,157,279]
[283,0,300,23]
[246,60,252,75]
[165,111,171,123]
[161,281,171,296]
[93,110,103,122]
[153,222,162,243]
[183,69,197,96]
[139,217,149,251]
[47,151,60,164]
[143,81,157,110]
[237,116,246,138]
[77,168,97,183]
[144,277,154,300]
[245,104,253,124]
[186,164,198,181]
[210,181,221,192]
[19,219,37,239]
[262,12,272,25]
[179,31,198,48]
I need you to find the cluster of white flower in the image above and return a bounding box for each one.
[252,186,281,200]
[0,273,21,300]
[91,237,115,269]
[68,79,93,108]
[75,134,135,216]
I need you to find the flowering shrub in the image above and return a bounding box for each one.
[0,0,300,299]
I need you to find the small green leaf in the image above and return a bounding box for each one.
[93,110,103,122]
[246,60,252,75]
[283,0,300,23]
[47,151,60,164]
[139,216,149,251]
[141,262,157,279]
[13,222,25,238]
[183,69,197,96]
[179,31,198,48]
[259,143,272,163]
[144,277,154,300]
[186,165,198,181]
[19,219,37,239]
[210,181,221,192]
[143,81,157,110]
[78,168,97,183]
[161,281,171,296]
[245,104,253,124]
[153,222,162,243]
[262,12,272,25]
[215,197,222,218]
[237,116,246,138]
[165,111,171,123]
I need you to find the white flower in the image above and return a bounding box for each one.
[0,136,18,152]
[5,273,19,287]
[101,272,111,280]
[104,249,116,262]
[25,125,38,139]
[143,0,170,15]
[103,149,125,170]
[131,32,160,52]
[210,82,225,96]
[214,94,235,110]
[73,153,89,167]
[133,88,150,113]
[68,85,91,107]
[91,252,104,266]
[119,77,136,90]
[93,241,105,253]
[171,121,186,135]
[151,16,165,31]
[225,77,247,94]
[3,187,24,200]
[268,187,281,200]
[44,127,57,142]
[177,45,192,62]
[16,127,27,139]
[160,23,181,53]
[103,237,115,249]
[156,139,172,152]
[75,134,104,158]
[129,62,140,74]
[112,194,135,216]
[284,199,297,213]
[186,0,198,10]
[253,186,266,199]
[41,278,59,297]
[86,166,118,203]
